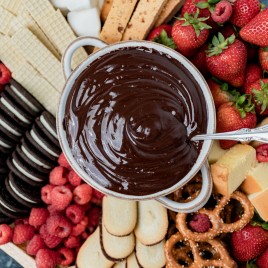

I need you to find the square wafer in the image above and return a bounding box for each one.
[11,27,64,91]
[0,0,21,15]
[0,6,16,35]
[122,0,168,41]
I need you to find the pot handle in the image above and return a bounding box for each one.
[156,161,213,213]
[62,36,108,80]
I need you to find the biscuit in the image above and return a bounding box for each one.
[102,196,137,237]
[100,222,135,261]
[135,200,168,246]
[126,252,141,268]
[112,260,126,268]
[136,239,166,268]
[76,227,114,268]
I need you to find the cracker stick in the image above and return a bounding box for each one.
[0,6,16,35]
[11,27,64,91]
[100,0,139,44]
[0,0,21,15]
[122,0,168,41]
[155,0,184,26]
[100,0,113,22]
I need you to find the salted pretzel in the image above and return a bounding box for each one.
[176,191,254,241]
[165,232,237,268]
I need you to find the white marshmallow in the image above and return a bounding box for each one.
[66,0,98,11]
[50,0,69,15]
[98,0,104,10]
[67,8,101,37]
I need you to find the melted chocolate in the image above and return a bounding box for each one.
[64,46,207,195]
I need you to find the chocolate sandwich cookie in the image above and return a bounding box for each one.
[0,212,12,224]
[15,144,51,174]
[0,129,14,154]
[6,79,44,117]
[0,90,33,130]
[0,179,30,219]
[35,112,60,148]
[6,173,42,208]
[0,109,23,142]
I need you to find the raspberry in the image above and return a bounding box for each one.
[13,224,35,245]
[47,204,61,215]
[0,224,13,245]
[67,170,82,186]
[81,231,90,240]
[63,235,81,248]
[29,208,49,229]
[0,64,11,85]
[58,153,71,169]
[39,225,62,249]
[26,234,46,256]
[211,0,233,24]
[71,216,88,236]
[46,215,72,238]
[57,247,75,266]
[49,166,68,185]
[35,249,58,268]
[41,184,55,205]
[15,218,29,225]
[87,206,100,228]
[73,183,93,205]
[189,213,211,233]
[66,204,86,224]
[51,185,72,210]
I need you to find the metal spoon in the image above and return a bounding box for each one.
[192,124,268,143]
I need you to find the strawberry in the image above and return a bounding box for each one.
[246,79,268,115]
[207,78,237,109]
[189,44,209,77]
[219,23,237,38]
[211,0,233,24]
[217,95,256,149]
[147,25,176,49]
[206,33,247,87]
[242,63,262,93]
[231,224,268,262]
[256,247,268,268]
[259,47,268,73]
[240,8,268,47]
[171,10,211,57]
[230,0,260,28]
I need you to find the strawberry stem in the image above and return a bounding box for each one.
[152,30,177,49]
[234,94,255,118]
[252,81,268,114]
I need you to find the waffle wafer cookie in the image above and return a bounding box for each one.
[11,27,64,91]
[122,0,168,41]
[0,6,16,35]
[23,0,88,69]
[0,35,60,115]
[100,0,113,22]
[10,11,60,58]
[100,0,138,44]
[0,0,21,15]
[155,0,184,26]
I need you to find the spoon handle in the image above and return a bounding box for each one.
[192,124,268,143]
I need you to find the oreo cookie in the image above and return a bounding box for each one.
[6,79,44,117]
[0,212,13,224]
[0,179,30,219]
[6,173,42,208]
[0,129,14,154]
[35,112,60,148]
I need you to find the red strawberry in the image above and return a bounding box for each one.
[172,11,211,57]
[230,0,260,28]
[217,96,256,149]
[0,64,11,85]
[147,25,176,49]
[240,8,268,47]
[206,33,247,87]
[259,47,268,73]
[190,44,209,77]
[246,79,268,115]
[256,247,268,268]
[231,224,268,262]
[211,0,233,24]
[242,63,262,93]
[220,23,237,38]
[207,78,237,109]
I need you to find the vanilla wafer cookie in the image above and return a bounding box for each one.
[100,0,113,22]
[0,0,21,15]
[100,0,138,44]
[0,6,16,35]
[11,27,64,91]
[155,0,184,26]
[122,0,168,41]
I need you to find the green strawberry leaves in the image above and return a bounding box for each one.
[211,77,241,99]
[251,212,268,230]
[152,30,177,49]
[246,261,258,268]
[206,33,235,56]
[252,81,268,113]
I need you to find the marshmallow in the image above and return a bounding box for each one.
[98,0,104,10]
[50,0,68,15]
[66,0,98,11]
[67,8,101,37]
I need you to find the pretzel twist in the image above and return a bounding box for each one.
[176,191,254,241]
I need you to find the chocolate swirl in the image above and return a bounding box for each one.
[64,46,207,196]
